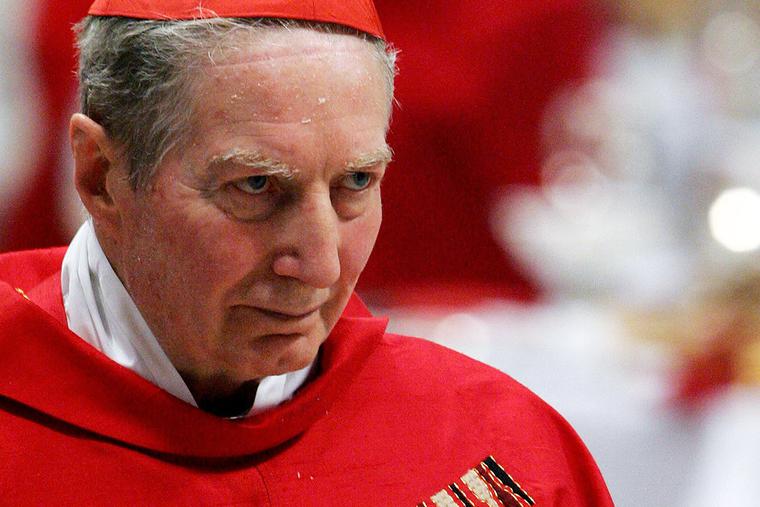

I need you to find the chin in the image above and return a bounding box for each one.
[245,333,322,378]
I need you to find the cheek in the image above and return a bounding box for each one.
[163,211,259,291]
[125,199,250,303]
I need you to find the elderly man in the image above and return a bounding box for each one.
[0,1,612,505]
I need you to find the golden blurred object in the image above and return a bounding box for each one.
[612,0,703,34]
[738,338,760,385]
[622,269,760,406]
[683,271,760,391]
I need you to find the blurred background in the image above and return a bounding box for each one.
[2,1,760,504]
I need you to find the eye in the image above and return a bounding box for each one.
[232,175,270,195]
[342,172,372,191]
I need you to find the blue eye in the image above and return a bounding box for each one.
[233,175,270,194]
[343,172,372,190]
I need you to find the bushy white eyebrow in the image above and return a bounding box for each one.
[346,145,393,170]
[208,144,392,177]
[208,149,298,179]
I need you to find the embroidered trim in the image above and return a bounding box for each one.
[477,463,523,507]
[461,469,500,507]
[431,489,460,507]
[420,456,535,507]
[450,483,476,507]
[484,456,535,506]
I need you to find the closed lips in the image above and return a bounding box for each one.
[250,306,321,320]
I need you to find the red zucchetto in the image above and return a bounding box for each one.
[87,0,384,39]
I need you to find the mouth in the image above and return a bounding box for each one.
[254,306,321,321]
[228,304,325,343]
[227,303,325,338]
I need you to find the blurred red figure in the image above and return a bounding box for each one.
[1,0,91,252]
[360,0,605,305]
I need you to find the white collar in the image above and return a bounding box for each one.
[61,220,313,416]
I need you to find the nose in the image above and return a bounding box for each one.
[272,191,341,288]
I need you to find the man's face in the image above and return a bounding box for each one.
[104,29,391,394]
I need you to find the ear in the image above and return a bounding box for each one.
[69,113,124,232]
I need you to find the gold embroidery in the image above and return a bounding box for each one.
[478,464,524,506]
[461,469,500,507]
[450,483,475,507]
[419,456,535,507]
[485,456,535,506]
[15,288,30,301]
[431,489,460,507]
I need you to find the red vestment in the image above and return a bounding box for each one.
[0,249,612,506]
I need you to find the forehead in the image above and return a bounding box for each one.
[182,28,390,168]
[196,27,387,112]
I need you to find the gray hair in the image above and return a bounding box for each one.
[75,16,397,190]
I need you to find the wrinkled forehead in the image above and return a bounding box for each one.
[192,27,391,114]
[181,27,392,169]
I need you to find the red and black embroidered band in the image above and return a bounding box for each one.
[419,455,536,507]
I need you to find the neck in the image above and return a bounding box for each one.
[182,374,259,418]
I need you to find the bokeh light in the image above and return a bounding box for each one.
[709,187,760,253]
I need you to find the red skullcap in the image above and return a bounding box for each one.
[88,0,385,39]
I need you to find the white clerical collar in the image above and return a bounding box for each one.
[61,220,313,416]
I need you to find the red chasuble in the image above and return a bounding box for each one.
[0,249,613,506]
